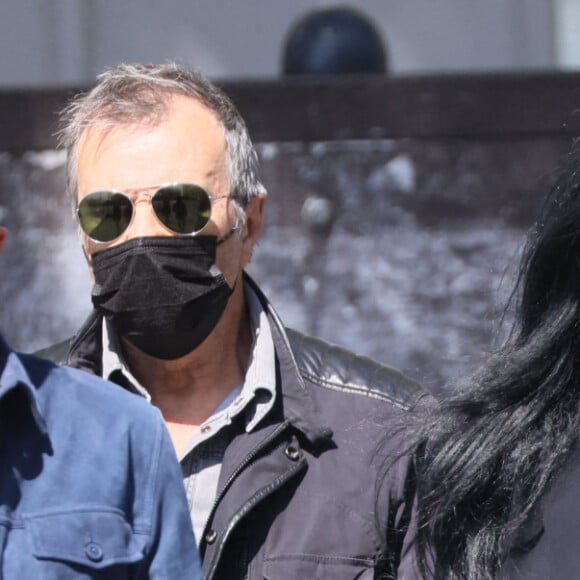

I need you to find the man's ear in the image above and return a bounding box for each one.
[0,227,8,253]
[241,194,266,269]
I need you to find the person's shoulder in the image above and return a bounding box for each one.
[286,327,427,412]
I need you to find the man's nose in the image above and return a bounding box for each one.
[127,197,170,238]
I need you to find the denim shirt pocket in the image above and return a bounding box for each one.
[24,506,145,579]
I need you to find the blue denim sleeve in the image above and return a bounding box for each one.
[138,413,202,579]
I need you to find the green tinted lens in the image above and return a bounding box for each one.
[77,191,133,242]
[152,184,211,234]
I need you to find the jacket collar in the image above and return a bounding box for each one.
[243,273,332,447]
[66,310,104,376]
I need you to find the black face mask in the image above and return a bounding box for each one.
[90,236,233,360]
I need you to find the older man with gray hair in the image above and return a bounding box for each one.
[39,62,426,579]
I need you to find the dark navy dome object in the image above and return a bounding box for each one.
[282,6,387,75]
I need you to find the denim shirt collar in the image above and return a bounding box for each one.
[0,336,48,435]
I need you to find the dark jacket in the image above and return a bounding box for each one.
[37,276,427,580]
[1,336,201,579]
[498,448,580,579]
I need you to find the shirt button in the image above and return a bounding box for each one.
[284,445,301,461]
[84,542,104,562]
[201,425,212,434]
[205,529,218,544]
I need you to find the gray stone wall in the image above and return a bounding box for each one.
[0,136,571,392]
[249,138,568,391]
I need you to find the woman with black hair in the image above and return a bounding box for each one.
[411,146,580,579]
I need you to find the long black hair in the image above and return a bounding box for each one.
[414,144,580,579]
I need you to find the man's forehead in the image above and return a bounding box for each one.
[78,94,223,146]
[74,97,229,195]
[77,105,225,167]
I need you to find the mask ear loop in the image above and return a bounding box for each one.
[216,195,247,245]
[216,224,242,245]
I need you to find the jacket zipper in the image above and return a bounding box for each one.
[206,453,306,579]
[200,419,291,551]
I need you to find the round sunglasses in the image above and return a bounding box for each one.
[76,183,232,243]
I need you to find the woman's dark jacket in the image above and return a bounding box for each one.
[498,448,580,579]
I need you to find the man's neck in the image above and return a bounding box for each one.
[121,282,253,428]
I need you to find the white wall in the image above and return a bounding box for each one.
[0,0,558,87]
[555,0,580,68]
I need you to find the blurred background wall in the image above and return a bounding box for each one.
[0,0,571,87]
[1,1,580,392]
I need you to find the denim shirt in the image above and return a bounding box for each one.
[0,336,201,579]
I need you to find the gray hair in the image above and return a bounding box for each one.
[59,62,266,219]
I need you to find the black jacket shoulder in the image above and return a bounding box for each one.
[34,338,72,365]
[286,327,425,411]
